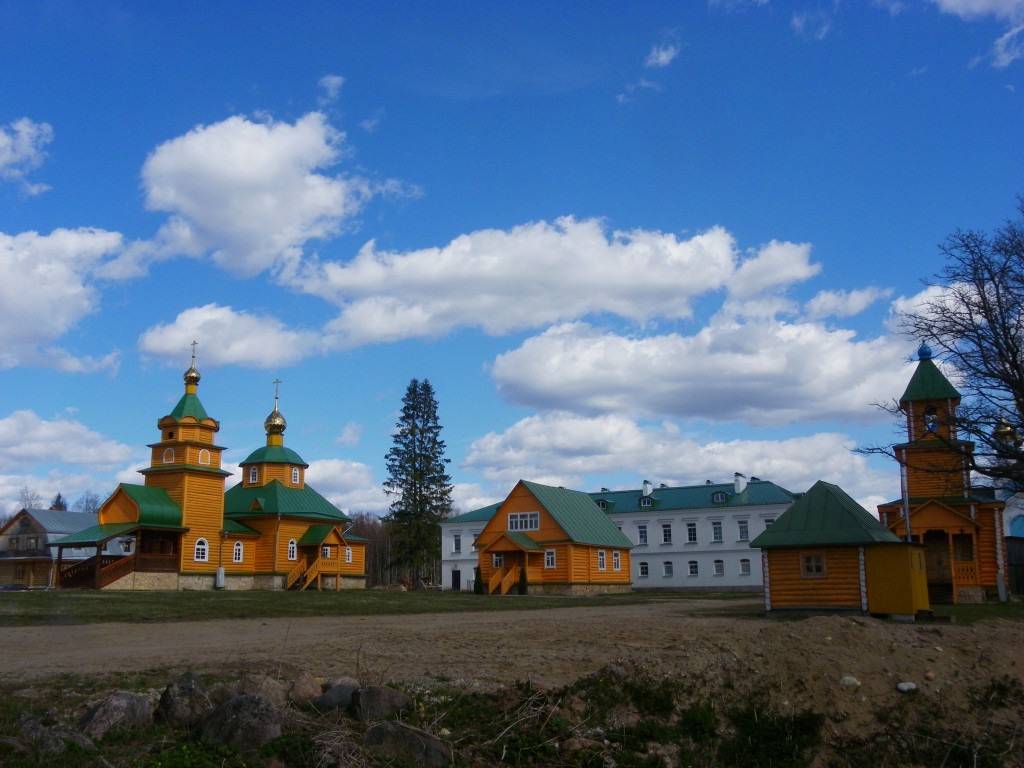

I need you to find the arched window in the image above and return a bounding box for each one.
[291,467,300,484]
[198,449,211,465]
[287,539,297,561]
[194,538,208,562]
[249,466,258,484]
[233,541,243,563]
[162,447,174,464]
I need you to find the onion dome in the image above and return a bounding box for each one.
[265,405,287,436]
[918,342,933,360]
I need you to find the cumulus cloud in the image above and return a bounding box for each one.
[302,218,741,345]
[805,286,892,319]
[491,321,909,426]
[727,239,820,300]
[0,410,134,473]
[334,421,363,446]
[138,303,321,368]
[0,228,125,370]
[303,457,383,512]
[318,74,345,105]
[0,118,53,195]
[464,411,895,505]
[141,112,382,278]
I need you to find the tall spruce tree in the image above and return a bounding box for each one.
[383,378,453,579]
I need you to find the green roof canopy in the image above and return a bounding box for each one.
[168,392,212,422]
[119,484,183,527]
[52,522,142,547]
[224,480,348,523]
[750,480,902,548]
[241,445,308,467]
[522,480,633,548]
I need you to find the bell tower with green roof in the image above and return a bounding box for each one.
[139,343,230,574]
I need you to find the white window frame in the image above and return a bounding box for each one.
[637,524,648,545]
[545,549,556,569]
[492,553,504,569]
[662,523,672,544]
[163,447,174,464]
[663,561,674,577]
[712,521,723,543]
[248,466,258,484]
[291,467,300,484]
[688,560,698,576]
[714,559,725,576]
[508,512,540,531]
[612,550,621,571]
[198,448,211,465]
[597,550,606,571]
[194,538,208,563]
[737,519,749,541]
[287,539,297,561]
[764,517,775,528]
[233,541,243,563]
[321,545,331,559]
[740,558,751,576]
[640,497,652,508]
[686,521,697,543]
[345,546,353,564]
[452,533,462,553]
[639,561,649,578]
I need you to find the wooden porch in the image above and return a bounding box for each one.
[58,553,179,589]
[285,554,351,590]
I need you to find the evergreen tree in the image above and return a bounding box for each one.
[49,493,68,511]
[383,378,453,579]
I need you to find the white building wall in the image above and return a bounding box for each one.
[440,522,485,591]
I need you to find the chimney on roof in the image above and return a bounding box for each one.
[642,480,653,497]
[734,473,748,494]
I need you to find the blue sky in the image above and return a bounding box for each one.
[2,0,1023,518]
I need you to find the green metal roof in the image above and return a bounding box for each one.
[447,502,501,524]
[224,480,349,523]
[502,531,544,550]
[223,519,260,535]
[118,484,184,527]
[590,479,796,514]
[750,480,902,548]
[241,445,308,467]
[522,480,632,548]
[168,392,212,422]
[298,524,337,546]
[901,356,960,403]
[51,521,140,546]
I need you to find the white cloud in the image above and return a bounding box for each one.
[141,112,377,278]
[334,421,363,446]
[0,228,125,370]
[0,410,134,473]
[992,23,1024,66]
[138,304,321,368]
[929,0,1024,22]
[318,74,345,105]
[304,218,740,345]
[303,458,383,513]
[464,411,895,505]
[0,118,53,195]
[728,239,820,300]
[805,286,892,319]
[645,42,680,68]
[791,11,832,40]
[491,321,910,426]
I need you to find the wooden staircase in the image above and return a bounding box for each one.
[487,565,521,595]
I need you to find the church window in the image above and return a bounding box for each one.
[233,541,243,563]
[249,466,258,484]
[198,449,211,465]
[287,539,297,561]
[162,447,174,463]
[291,467,300,484]
[194,538,209,562]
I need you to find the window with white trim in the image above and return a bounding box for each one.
[233,541,243,563]
[492,553,504,569]
[640,497,652,508]
[198,449,211,465]
[714,559,724,576]
[764,517,775,528]
[291,467,300,484]
[612,550,621,571]
[194,538,208,562]
[662,523,672,544]
[345,546,352,563]
[322,545,331,559]
[688,560,698,576]
[545,549,556,569]
[639,561,649,578]
[249,466,258,484]
[508,512,540,531]
[801,553,826,578]
[162,447,174,463]
[287,539,297,561]
[712,491,727,503]
[452,533,462,553]
[663,561,674,577]
[597,550,606,570]
[740,558,751,576]
[637,524,648,545]
[737,520,749,541]
[712,521,723,543]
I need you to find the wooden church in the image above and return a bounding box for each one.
[52,352,366,591]
[877,343,1009,603]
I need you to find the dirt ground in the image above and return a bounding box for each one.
[2,598,1021,713]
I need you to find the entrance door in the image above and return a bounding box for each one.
[451,569,461,591]
[923,530,952,602]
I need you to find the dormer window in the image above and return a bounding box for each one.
[640,497,652,508]
[249,466,258,484]
[596,500,607,509]
[712,492,727,503]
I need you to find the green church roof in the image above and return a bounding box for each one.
[522,480,632,548]
[241,445,308,467]
[224,480,348,523]
[168,392,211,422]
[900,346,960,403]
[119,484,183,527]
[750,480,902,548]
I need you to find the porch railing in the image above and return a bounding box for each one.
[285,556,309,589]
[952,560,978,585]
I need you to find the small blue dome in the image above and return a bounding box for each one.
[918,342,933,360]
